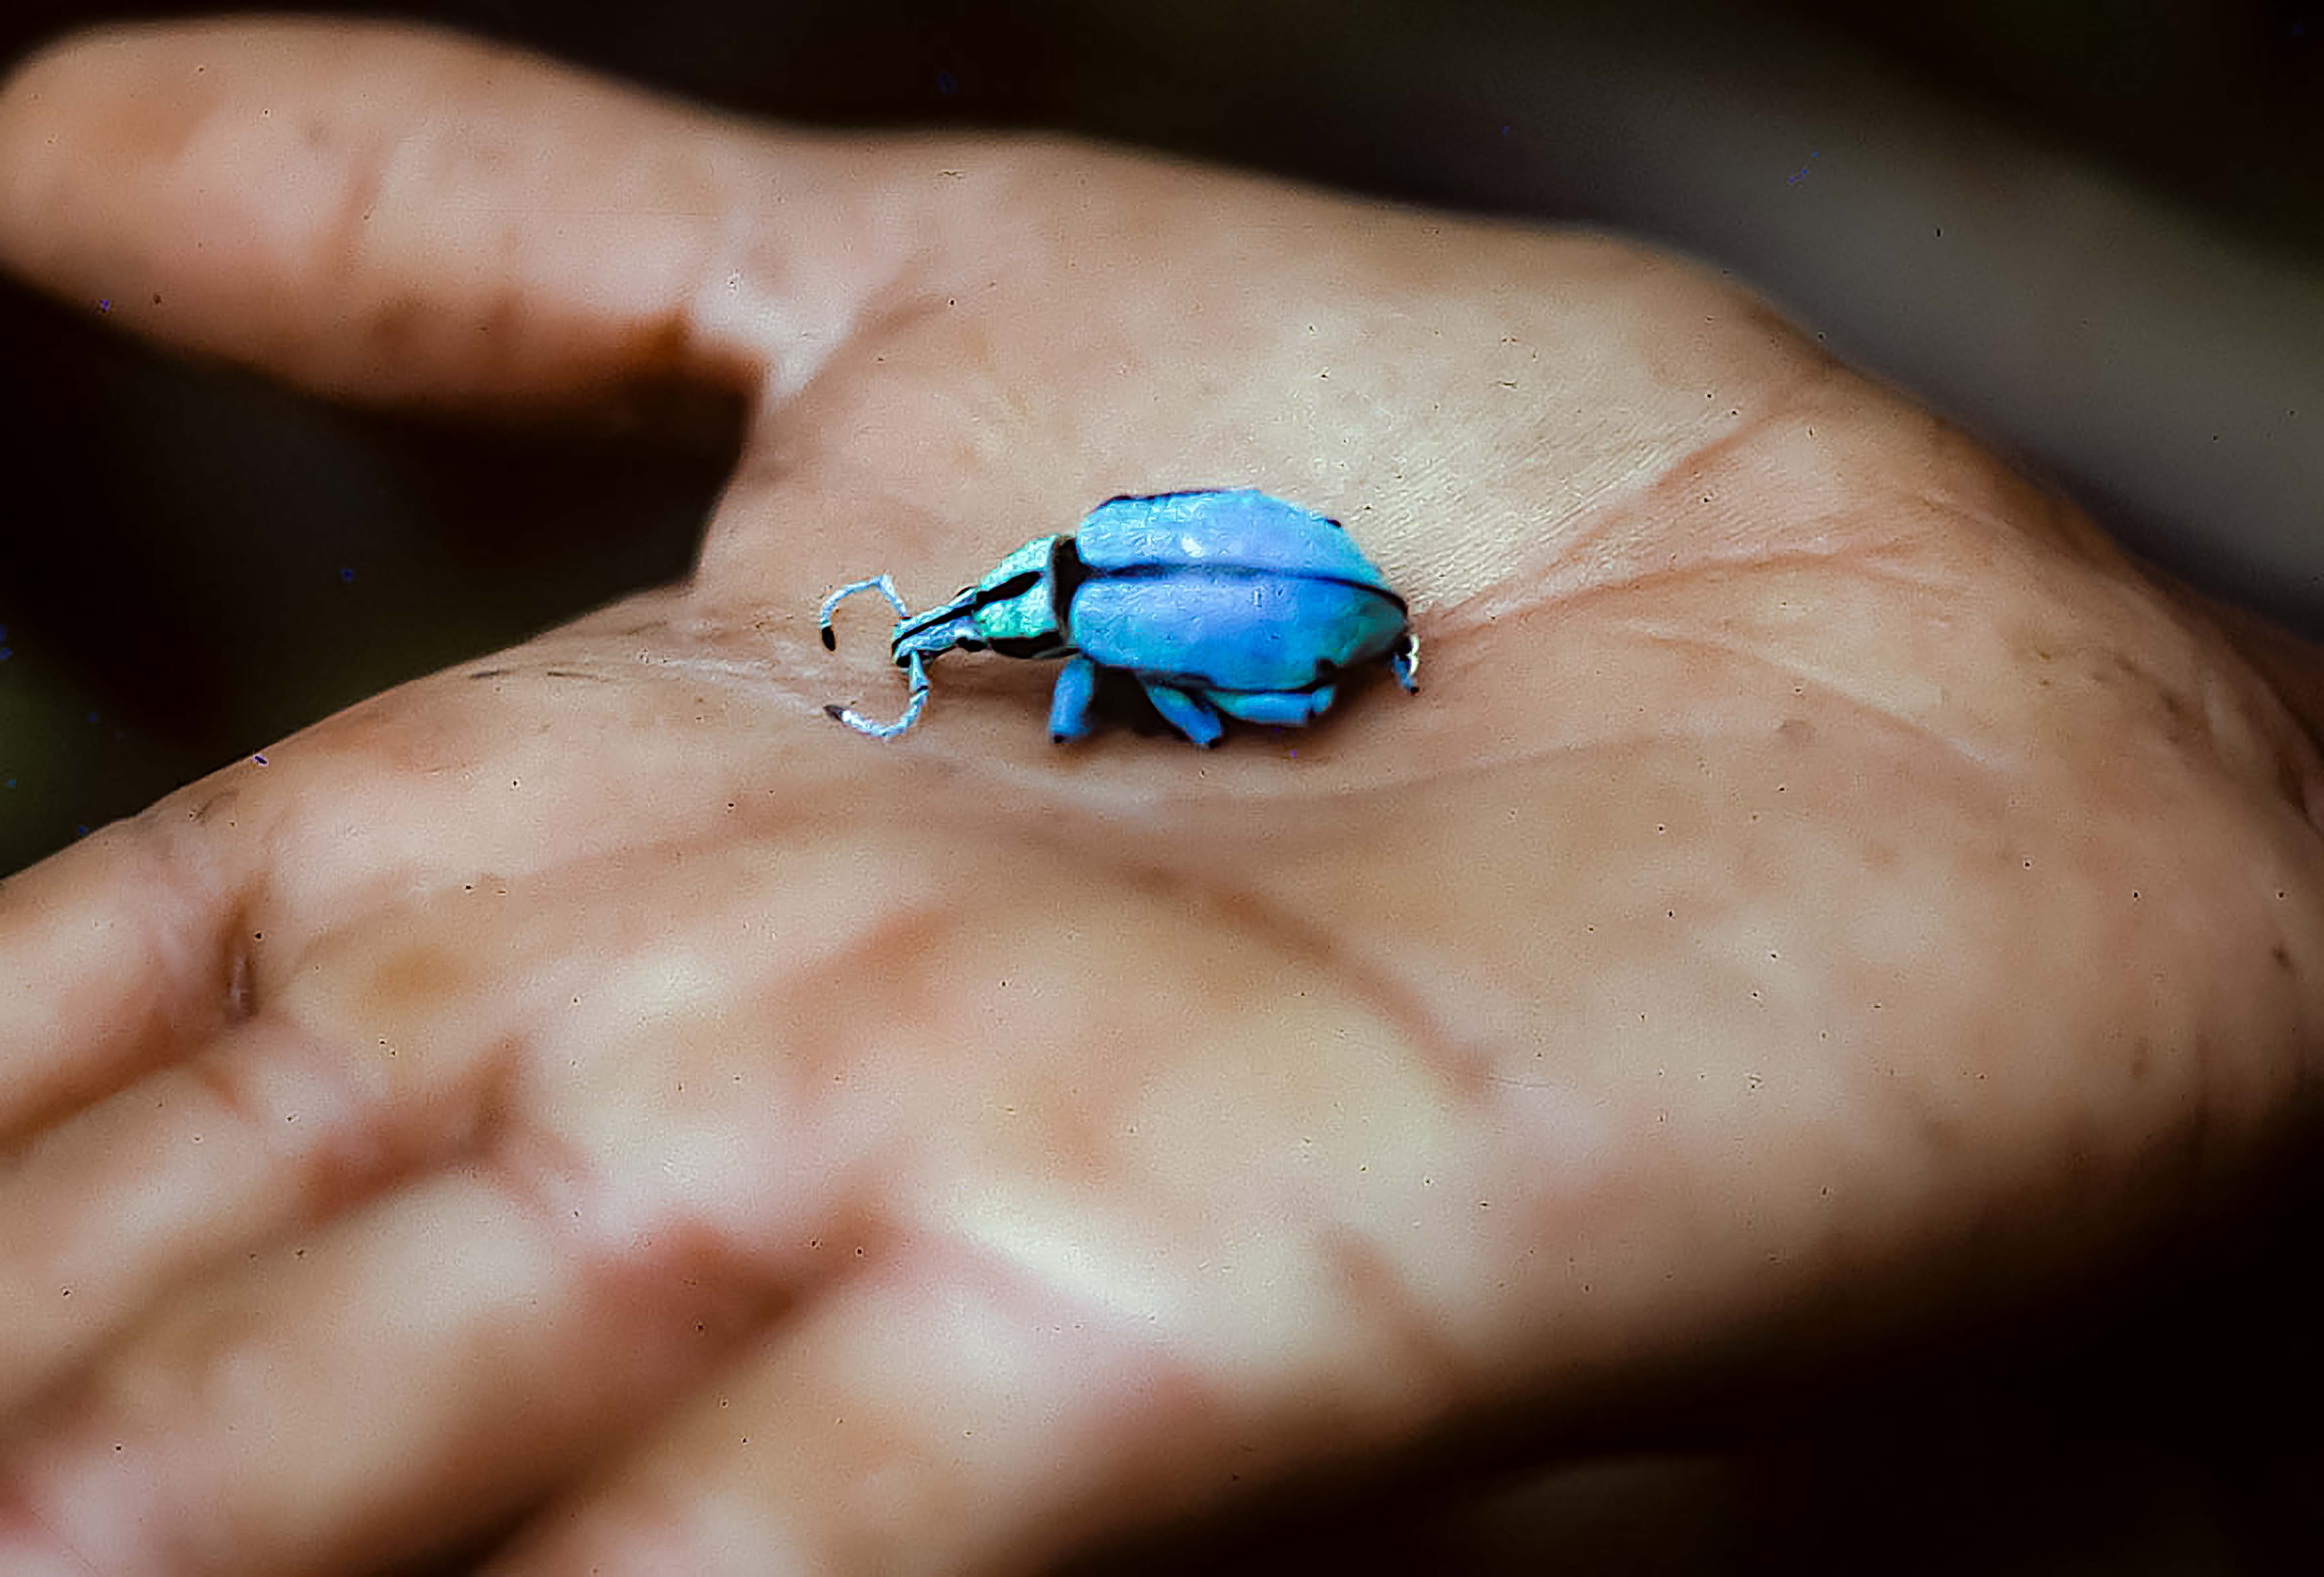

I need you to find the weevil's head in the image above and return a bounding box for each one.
[890,535,1072,666]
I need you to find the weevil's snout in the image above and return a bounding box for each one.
[890,602,985,667]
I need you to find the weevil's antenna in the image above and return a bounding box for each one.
[818,576,933,739]
[824,651,930,739]
[819,576,911,646]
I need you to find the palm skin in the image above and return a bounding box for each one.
[0,19,2319,1576]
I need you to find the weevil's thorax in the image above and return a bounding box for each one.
[888,534,1074,667]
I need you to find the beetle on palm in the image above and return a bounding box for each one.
[818,489,1417,747]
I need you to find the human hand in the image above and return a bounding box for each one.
[2,18,2319,1575]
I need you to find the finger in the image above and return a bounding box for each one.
[0,602,861,1149]
[483,1245,1378,1577]
[0,820,946,1575]
[0,1162,784,1577]
[0,819,242,1138]
[0,18,932,411]
[0,1003,500,1413]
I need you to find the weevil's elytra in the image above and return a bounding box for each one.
[818,489,1418,745]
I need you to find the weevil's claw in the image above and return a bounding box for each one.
[1389,633,1421,695]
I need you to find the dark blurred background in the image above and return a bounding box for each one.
[0,2,2319,1571]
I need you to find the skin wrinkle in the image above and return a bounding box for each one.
[3,1031,375,1410]
[506,875,982,1246]
[706,844,1538,1450]
[767,901,977,1088]
[2264,709,2313,819]
[1906,468,2109,566]
[322,121,392,365]
[1311,1226,1475,1419]
[180,1034,355,1190]
[613,306,705,385]
[10,1088,631,1577]
[1630,535,2310,814]
[349,71,551,393]
[1628,360,1827,510]
[1024,825,1633,1394]
[477,1109,796,1339]
[2105,619,2324,821]
[300,813,854,1051]
[14,1307,247,1575]
[143,811,296,1045]
[695,134,955,405]
[834,1223,1407,1577]
[235,1009,500,1221]
[1582,301,1833,449]
[134,1003,502,1275]
[2092,647,2209,753]
[1429,540,1920,650]
[268,1059,402,1243]
[1376,682,2231,1235]
[1614,622,2018,779]
[914,705,1455,821]
[0,1486,93,1576]
[0,831,235,1142]
[1156,869,1507,1106]
[933,702,1815,861]
[1442,475,1875,635]
[696,235,829,411]
[984,1049,1120,1198]
[23,22,777,408]
[215,758,670,979]
[132,824,248,1039]
[815,1263,1185,1577]
[221,924,254,1024]
[597,612,851,719]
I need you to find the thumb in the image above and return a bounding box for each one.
[0,17,940,416]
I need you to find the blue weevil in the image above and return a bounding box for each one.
[818,488,1418,746]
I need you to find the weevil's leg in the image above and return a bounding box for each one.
[1140,680,1226,747]
[1047,655,1101,743]
[1209,686,1337,726]
[817,576,912,651]
[824,652,932,739]
[1389,633,1420,694]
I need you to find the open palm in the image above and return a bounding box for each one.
[2,20,2319,1576]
